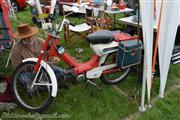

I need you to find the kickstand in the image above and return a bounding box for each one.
[85,79,102,91]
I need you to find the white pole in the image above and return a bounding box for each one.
[139,53,147,112]
[50,0,57,15]
[139,0,154,111]
[158,1,179,98]
[35,0,43,14]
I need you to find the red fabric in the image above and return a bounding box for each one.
[114,32,138,42]
[16,0,27,8]
[0,76,15,102]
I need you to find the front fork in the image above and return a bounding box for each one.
[30,65,43,89]
[23,58,58,97]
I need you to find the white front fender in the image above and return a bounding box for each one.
[23,58,58,97]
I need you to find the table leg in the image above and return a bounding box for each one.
[114,13,116,29]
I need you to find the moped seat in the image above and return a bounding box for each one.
[86,30,114,44]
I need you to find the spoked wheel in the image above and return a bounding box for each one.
[100,52,130,85]
[12,61,54,113]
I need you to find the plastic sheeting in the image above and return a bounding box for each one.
[157,0,180,97]
[139,0,154,111]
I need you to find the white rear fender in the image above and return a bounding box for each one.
[22,58,58,97]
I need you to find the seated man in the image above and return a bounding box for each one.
[11,23,68,88]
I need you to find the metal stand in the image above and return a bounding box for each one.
[5,40,15,68]
[139,106,146,112]
[139,104,152,112]
[113,13,116,29]
[85,79,102,90]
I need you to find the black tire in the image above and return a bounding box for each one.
[100,52,130,85]
[12,61,54,113]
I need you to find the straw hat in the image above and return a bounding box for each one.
[13,23,39,40]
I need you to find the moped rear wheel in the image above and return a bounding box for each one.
[100,52,130,85]
[12,61,54,113]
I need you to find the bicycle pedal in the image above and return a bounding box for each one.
[85,79,102,90]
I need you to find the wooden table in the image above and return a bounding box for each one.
[85,6,133,29]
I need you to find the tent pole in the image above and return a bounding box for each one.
[154,0,156,15]
[152,0,163,75]
[147,0,156,108]
[151,0,163,97]
[5,40,15,68]
[139,53,147,112]
[138,0,146,112]
[137,0,140,41]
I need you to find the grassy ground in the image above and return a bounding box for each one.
[139,88,180,120]
[0,7,180,120]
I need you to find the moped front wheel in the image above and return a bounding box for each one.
[12,61,54,113]
[100,52,130,85]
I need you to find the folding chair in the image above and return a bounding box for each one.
[85,7,112,32]
[62,5,91,48]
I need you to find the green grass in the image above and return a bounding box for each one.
[0,7,180,120]
[138,88,180,120]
